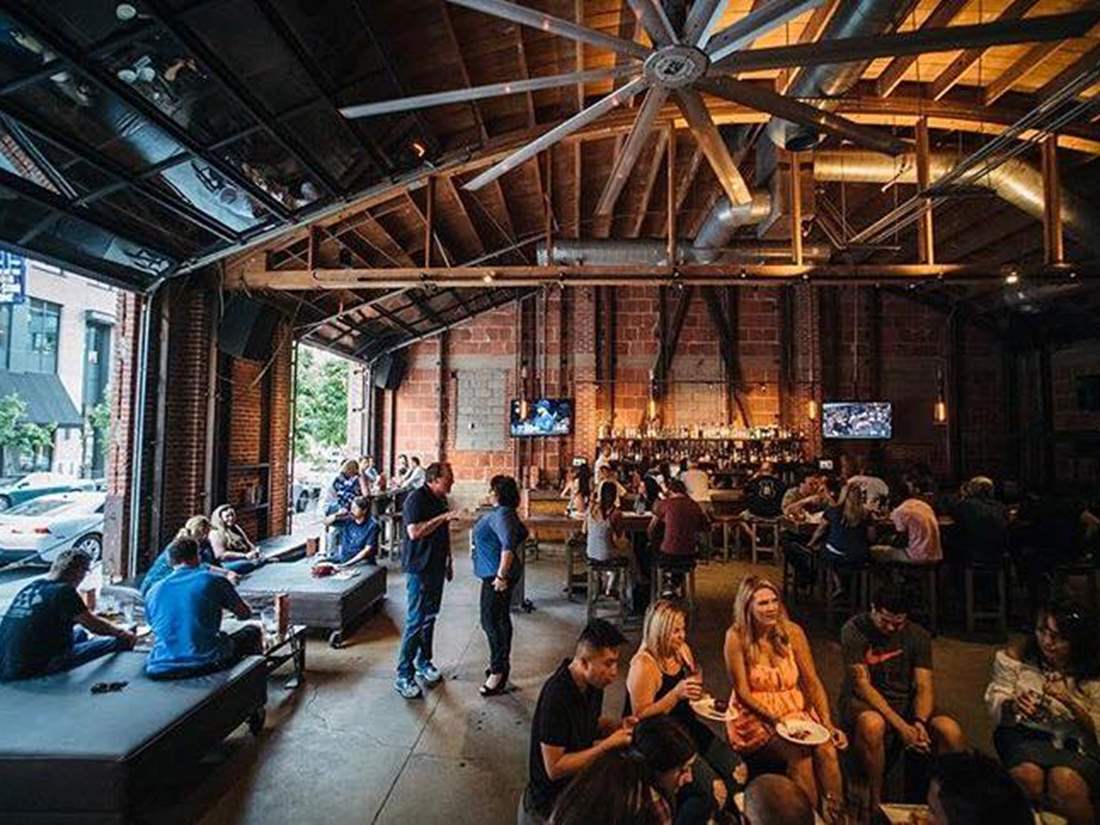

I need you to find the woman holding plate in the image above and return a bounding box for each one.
[626,599,746,821]
[724,576,847,819]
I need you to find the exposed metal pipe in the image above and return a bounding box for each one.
[767,0,910,151]
[692,190,773,253]
[813,149,1100,256]
[536,237,832,267]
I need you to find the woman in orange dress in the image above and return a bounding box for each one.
[724,575,847,817]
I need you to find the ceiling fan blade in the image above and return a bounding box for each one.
[675,88,752,206]
[340,66,640,118]
[627,0,679,46]
[595,86,670,216]
[445,0,651,60]
[707,0,827,63]
[682,0,729,48]
[696,77,908,156]
[464,77,650,191]
[711,10,1100,73]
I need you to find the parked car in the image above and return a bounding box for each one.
[292,474,323,514]
[0,492,105,566]
[0,472,97,511]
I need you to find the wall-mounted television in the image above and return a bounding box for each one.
[822,401,892,440]
[510,398,573,437]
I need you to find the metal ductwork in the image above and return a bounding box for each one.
[813,150,1100,256]
[692,189,773,254]
[535,238,832,267]
[766,0,911,152]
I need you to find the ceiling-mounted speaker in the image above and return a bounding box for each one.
[218,295,281,362]
[373,351,407,390]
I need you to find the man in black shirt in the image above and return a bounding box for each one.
[519,619,632,824]
[839,586,965,813]
[395,462,462,699]
[951,476,1008,564]
[744,462,787,519]
[0,549,135,680]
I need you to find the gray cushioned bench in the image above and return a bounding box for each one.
[256,533,318,563]
[0,651,267,824]
[236,558,386,648]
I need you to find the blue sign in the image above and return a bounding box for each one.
[0,250,25,304]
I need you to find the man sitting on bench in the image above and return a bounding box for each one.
[145,536,262,680]
[323,495,380,567]
[0,549,135,681]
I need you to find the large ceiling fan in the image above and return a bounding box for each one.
[342,0,1096,217]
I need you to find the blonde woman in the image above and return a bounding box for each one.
[210,504,263,574]
[724,576,846,817]
[627,599,745,818]
[140,516,237,599]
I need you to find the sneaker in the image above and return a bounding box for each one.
[394,676,422,699]
[416,662,443,685]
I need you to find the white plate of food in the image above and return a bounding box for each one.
[776,718,830,746]
[689,695,738,722]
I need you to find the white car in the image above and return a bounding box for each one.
[0,492,105,566]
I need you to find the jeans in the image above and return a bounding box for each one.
[147,626,264,681]
[44,627,128,675]
[396,563,446,679]
[223,559,261,575]
[480,577,515,675]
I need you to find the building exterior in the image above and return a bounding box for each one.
[0,253,116,478]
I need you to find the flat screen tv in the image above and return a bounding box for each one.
[822,401,892,440]
[510,398,573,437]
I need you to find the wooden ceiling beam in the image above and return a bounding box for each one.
[984,41,1064,106]
[929,0,1041,101]
[439,1,490,143]
[1036,42,1100,103]
[876,0,970,98]
[776,0,840,95]
[403,187,458,267]
[231,262,1095,291]
[630,129,669,239]
[441,176,487,257]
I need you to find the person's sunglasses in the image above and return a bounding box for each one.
[90,681,128,694]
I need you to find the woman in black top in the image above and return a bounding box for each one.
[625,600,746,821]
[811,482,873,566]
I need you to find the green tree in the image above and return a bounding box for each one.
[294,347,349,461]
[0,393,55,461]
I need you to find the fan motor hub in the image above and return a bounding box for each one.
[644,45,708,89]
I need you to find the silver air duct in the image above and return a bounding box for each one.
[813,150,1100,256]
[767,0,910,152]
[692,190,773,254]
[535,238,832,267]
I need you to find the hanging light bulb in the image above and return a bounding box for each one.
[933,398,947,424]
[933,365,947,424]
[806,399,819,421]
[518,398,530,421]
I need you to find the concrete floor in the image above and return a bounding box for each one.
[135,540,1005,825]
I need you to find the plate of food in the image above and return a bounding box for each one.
[776,718,830,746]
[690,695,738,722]
[880,803,932,825]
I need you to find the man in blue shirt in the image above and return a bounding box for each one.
[144,536,261,679]
[395,461,461,699]
[0,549,135,680]
[323,495,380,566]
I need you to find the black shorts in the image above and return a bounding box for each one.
[994,725,1100,797]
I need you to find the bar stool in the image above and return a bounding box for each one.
[781,540,817,604]
[564,532,588,602]
[713,514,740,561]
[585,556,631,624]
[651,555,697,609]
[741,515,781,564]
[821,555,871,631]
[964,557,1008,635]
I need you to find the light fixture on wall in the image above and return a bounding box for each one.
[646,370,659,423]
[806,399,819,421]
[933,366,948,425]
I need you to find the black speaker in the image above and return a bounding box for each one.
[373,351,407,390]
[218,296,280,361]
